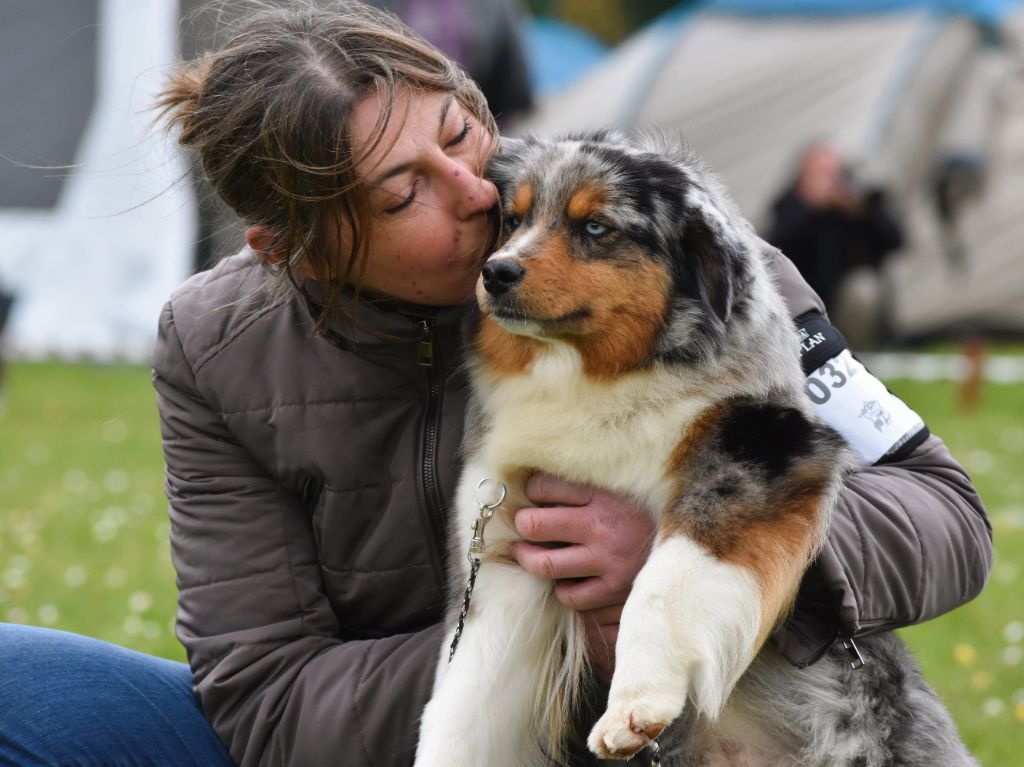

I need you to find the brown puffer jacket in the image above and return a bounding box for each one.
[153,248,991,767]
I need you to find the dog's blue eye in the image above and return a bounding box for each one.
[505,214,520,231]
[584,220,609,237]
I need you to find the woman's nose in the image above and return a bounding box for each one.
[444,157,498,220]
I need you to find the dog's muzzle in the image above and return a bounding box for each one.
[481,258,524,296]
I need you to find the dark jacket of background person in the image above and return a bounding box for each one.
[767,180,904,312]
[152,248,991,767]
[367,0,534,126]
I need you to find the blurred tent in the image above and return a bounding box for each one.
[519,0,1024,340]
[0,0,194,362]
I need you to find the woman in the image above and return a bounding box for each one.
[0,4,991,766]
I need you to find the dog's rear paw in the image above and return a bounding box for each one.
[587,697,676,760]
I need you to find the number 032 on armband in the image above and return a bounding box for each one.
[805,349,927,467]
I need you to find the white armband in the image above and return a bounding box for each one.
[796,313,928,466]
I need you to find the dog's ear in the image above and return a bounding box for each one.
[676,206,746,325]
[487,136,537,198]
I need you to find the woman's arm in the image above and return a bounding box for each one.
[154,302,440,767]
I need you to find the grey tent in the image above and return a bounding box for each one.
[519,0,1024,341]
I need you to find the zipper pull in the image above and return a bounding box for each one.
[841,637,866,670]
[417,320,434,367]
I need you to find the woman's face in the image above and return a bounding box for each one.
[347,88,498,306]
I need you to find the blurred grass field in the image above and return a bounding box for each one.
[0,360,1022,764]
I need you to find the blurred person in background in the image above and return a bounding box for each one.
[0,281,12,413]
[367,0,534,128]
[766,143,904,348]
[0,4,990,767]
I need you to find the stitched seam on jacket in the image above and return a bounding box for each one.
[178,568,288,591]
[873,482,927,624]
[352,641,376,766]
[277,500,318,625]
[220,397,408,416]
[191,298,286,375]
[320,563,433,575]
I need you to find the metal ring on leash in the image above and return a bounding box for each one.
[475,476,506,513]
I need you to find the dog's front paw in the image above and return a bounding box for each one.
[587,694,679,760]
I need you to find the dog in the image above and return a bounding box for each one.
[413,131,976,766]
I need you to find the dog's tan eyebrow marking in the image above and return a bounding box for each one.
[566,183,607,221]
[512,182,533,219]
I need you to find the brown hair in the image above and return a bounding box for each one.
[157,1,496,329]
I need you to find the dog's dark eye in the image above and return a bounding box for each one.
[504,214,521,231]
[584,220,611,237]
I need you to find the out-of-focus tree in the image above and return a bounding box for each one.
[525,0,688,43]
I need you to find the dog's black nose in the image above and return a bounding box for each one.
[481,258,524,295]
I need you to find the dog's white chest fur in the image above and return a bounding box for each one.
[478,345,708,511]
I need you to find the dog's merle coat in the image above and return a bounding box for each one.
[414,132,976,767]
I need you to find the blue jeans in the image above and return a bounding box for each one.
[0,624,235,767]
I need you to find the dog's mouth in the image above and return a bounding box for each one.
[482,294,592,336]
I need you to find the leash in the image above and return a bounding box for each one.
[448,477,506,662]
[649,738,662,765]
[444,477,663,767]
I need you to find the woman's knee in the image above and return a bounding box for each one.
[0,623,233,767]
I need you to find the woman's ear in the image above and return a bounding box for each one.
[245,225,285,263]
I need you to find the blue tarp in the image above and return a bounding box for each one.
[706,0,1019,24]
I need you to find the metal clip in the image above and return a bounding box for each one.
[468,477,506,562]
[841,637,866,670]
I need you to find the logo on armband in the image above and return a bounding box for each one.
[794,312,929,466]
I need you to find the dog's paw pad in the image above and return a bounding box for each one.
[587,701,672,760]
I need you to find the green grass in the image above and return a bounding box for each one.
[0,360,1022,762]
[0,363,183,661]
[887,377,1024,767]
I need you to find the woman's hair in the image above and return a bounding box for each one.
[157,1,496,328]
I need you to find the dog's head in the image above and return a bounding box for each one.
[476,132,759,378]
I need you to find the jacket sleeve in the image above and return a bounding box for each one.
[153,301,440,767]
[767,248,993,665]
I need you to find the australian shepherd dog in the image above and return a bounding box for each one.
[414,132,976,766]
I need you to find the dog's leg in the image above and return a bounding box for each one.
[414,561,569,767]
[588,533,764,759]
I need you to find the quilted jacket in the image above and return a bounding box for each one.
[153,248,991,767]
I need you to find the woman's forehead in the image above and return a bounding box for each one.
[352,88,455,184]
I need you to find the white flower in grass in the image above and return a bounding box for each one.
[63,566,87,588]
[102,418,129,444]
[103,470,130,494]
[1000,427,1024,453]
[63,469,91,495]
[6,607,28,624]
[1004,621,1024,644]
[982,698,1006,717]
[130,494,154,516]
[994,561,1019,584]
[25,443,49,466]
[105,567,127,589]
[128,591,153,614]
[143,621,161,640]
[37,604,59,625]
[122,615,144,637]
[967,449,994,475]
[1002,646,1023,667]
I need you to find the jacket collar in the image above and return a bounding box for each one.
[299,279,474,347]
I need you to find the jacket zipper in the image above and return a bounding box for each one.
[419,320,449,572]
[300,475,323,515]
[793,629,866,670]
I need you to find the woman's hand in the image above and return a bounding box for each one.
[511,474,656,684]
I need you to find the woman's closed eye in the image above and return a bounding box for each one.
[383,184,417,214]
[446,118,472,149]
